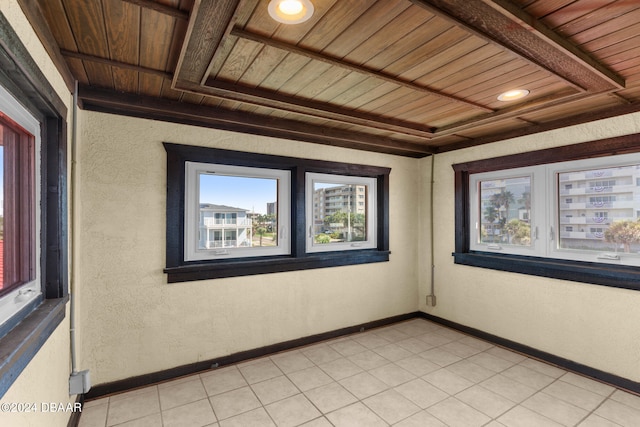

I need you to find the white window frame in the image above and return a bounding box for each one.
[469,167,545,257]
[549,152,640,267]
[305,172,377,253]
[0,84,42,330]
[469,152,640,267]
[184,161,290,261]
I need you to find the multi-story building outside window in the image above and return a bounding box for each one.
[266,202,277,216]
[312,184,366,235]
[558,165,640,251]
[306,173,378,252]
[313,185,366,216]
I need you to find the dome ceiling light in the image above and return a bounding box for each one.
[497,89,530,102]
[268,0,314,24]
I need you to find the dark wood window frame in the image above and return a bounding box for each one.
[164,143,390,283]
[0,13,68,398]
[453,134,640,291]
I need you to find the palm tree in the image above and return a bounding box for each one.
[518,191,531,211]
[483,206,498,242]
[491,190,515,217]
[518,191,531,222]
[254,214,269,246]
[491,190,515,241]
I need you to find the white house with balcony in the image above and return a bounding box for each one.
[199,204,252,249]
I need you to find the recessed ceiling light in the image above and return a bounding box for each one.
[268,0,314,24]
[497,89,530,102]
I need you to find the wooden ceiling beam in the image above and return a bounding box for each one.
[77,84,434,157]
[188,78,435,138]
[483,0,625,90]
[435,100,640,153]
[173,0,241,85]
[205,0,260,79]
[410,0,625,92]
[60,50,173,79]
[434,88,591,136]
[436,87,634,139]
[231,27,493,113]
[120,0,189,20]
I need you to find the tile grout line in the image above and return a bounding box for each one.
[583,388,624,427]
[197,373,219,426]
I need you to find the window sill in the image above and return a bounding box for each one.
[453,252,640,291]
[0,297,68,397]
[165,250,390,283]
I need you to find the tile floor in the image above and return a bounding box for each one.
[78,319,640,427]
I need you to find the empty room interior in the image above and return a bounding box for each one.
[2,0,640,426]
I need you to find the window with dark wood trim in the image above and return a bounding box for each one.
[452,134,640,291]
[0,12,68,398]
[163,143,390,283]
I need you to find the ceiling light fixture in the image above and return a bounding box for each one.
[268,0,314,24]
[497,89,530,102]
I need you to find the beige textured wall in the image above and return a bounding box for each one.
[76,111,420,385]
[0,2,75,426]
[420,112,640,382]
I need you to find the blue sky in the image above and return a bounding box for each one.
[200,174,276,214]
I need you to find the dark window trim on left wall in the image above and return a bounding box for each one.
[164,143,390,282]
[0,12,68,398]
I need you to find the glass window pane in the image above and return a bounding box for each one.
[558,164,640,254]
[311,182,368,245]
[478,176,531,247]
[199,174,279,252]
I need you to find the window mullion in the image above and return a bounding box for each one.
[532,165,548,259]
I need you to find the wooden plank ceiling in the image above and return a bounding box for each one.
[18,0,640,157]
